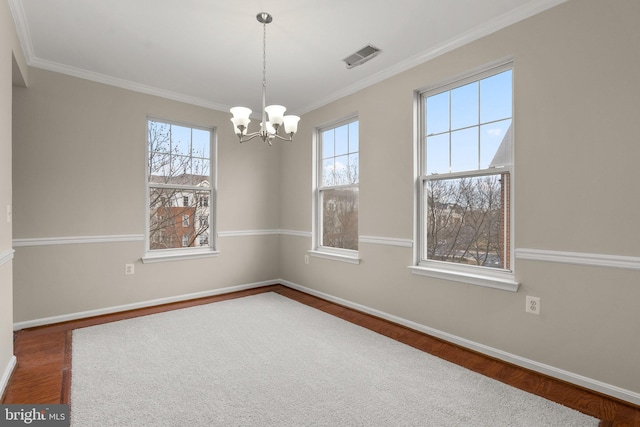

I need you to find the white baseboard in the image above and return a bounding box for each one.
[13,280,279,331]
[280,279,640,407]
[1,355,17,399]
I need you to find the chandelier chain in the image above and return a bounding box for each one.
[262,20,267,90]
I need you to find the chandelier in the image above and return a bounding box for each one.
[230,12,300,145]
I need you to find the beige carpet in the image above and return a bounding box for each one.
[71,292,599,426]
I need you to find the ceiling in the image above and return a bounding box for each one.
[9,0,565,116]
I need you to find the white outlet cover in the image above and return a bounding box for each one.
[526,296,540,315]
[125,264,135,275]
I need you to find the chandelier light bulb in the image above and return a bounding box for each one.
[283,115,300,134]
[265,105,286,126]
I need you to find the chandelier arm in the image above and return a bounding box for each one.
[238,132,264,143]
[271,133,294,142]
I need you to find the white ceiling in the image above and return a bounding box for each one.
[9,0,565,116]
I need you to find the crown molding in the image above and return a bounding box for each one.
[7,0,34,62]
[7,0,230,112]
[9,0,567,115]
[28,57,231,112]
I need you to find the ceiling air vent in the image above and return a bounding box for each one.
[343,44,381,69]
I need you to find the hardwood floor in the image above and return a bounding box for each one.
[2,284,639,426]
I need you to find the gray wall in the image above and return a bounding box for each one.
[1,0,27,395]
[12,68,282,321]
[7,0,640,405]
[280,0,640,400]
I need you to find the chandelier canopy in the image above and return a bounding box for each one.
[230,12,300,145]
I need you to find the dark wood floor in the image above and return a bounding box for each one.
[2,284,639,426]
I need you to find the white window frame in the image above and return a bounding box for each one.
[143,117,218,263]
[310,115,361,264]
[410,61,518,291]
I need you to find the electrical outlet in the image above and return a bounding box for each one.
[125,264,135,275]
[304,255,309,265]
[6,205,11,223]
[526,296,540,315]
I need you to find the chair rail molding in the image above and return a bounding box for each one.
[0,249,15,267]
[516,248,640,271]
[13,235,144,247]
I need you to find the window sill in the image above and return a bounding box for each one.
[309,250,361,265]
[408,265,519,292]
[142,249,219,264]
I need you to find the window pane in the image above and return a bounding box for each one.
[425,173,507,269]
[480,119,512,169]
[348,153,359,184]
[321,187,359,250]
[349,122,359,152]
[322,130,334,158]
[171,125,192,156]
[426,134,449,174]
[171,154,191,176]
[451,128,478,173]
[149,150,170,178]
[149,188,211,250]
[333,155,349,185]
[192,128,210,158]
[335,125,349,156]
[426,92,449,135]
[192,158,211,180]
[480,70,512,123]
[451,81,478,130]
[148,121,171,154]
[322,158,335,187]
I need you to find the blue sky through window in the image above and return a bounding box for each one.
[425,69,512,175]
[322,121,359,187]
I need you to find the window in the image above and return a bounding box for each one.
[146,118,216,260]
[313,117,359,262]
[415,63,516,289]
